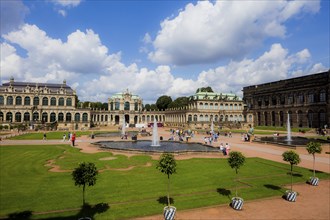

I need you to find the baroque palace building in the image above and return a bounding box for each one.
[243,70,330,128]
[0,77,91,130]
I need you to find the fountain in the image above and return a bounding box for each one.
[121,118,126,137]
[151,119,160,147]
[286,113,292,142]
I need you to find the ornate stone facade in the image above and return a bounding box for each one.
[243,70,330,128]
[0,78,91,130]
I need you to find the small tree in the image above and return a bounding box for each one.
[282,150,301,192]
[156,153,177,207]
[227,151,246,197]
[306,142,322,177]
[72,162,98,206]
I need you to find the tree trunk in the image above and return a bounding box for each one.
[167,174,170,207]
[235,168,238,197]
[83,184,85,206]
[313,154,315,177]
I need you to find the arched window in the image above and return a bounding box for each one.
[42,97,48,106]
[24,112,30,121]
[193,115,198,122]
[7,96,13,105]
[15,112,21,122]
[75,113,80,122]
[59,97,64,106]
[16,96,22,105]
[204,103,209,109]
[24,96,31,105]
[66,113,72,122]
[134,102,138,111]
[50,97,56,106]
[115,101,120,110]
[42,112,48,122]
[50,113,56,122]
[188,115,192,122]
[66,98,72,106]
[220,104,224,110]
[0,111,3,121]
[58,113,64,122]
[199,115,204,121]
[307,92,314,103]
[33,112,39,121]
[82,113,88,122]
[6,112,13,122]
[33,97,39,106]
[0,96,4,105]
[124,101,130,110]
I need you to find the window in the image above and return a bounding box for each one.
[115,101,120,110]
[110,102,114,111]
[134,102,138,111]
[42,112,48,122]
[24,96,31,105]
[50,97,56,106]
[287,94,293,105]
[320,90,326,102]
[6,112,13,122]
[66,98,72,106]
[33,97,39,106]
[297,93,304,104]
[7,96,13,105]
[58,113,64,122]
[66,113,72,122]
[15,112,21,122]
[50,113,56,122]
[33,112,39,121]
[42,97,48,106]
[75,113,80,122]
[82,113,88,122]
[308,92,314,103]
[0,96,4,105]
[59,97,64,106]
[124,101,130,110]
[16,96,22,105]
[193,115,197,122]
[24,112,30,121]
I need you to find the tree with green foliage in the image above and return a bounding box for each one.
[144,104,151,111]
[72,162,98,206]
[227,151,246,197]
[156,153,177,207]
[168,97,189,108]
[282,150,301,191]
[150,104,158,111]
[306,142,322,177]
[196,86,213,93]
[156,95,172,110]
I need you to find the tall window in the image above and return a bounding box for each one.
[82,113,88,122]
[66,113,72,122]
[297,93,304,104]
[42,112,48,122]
[58,113,64,122]
[66,98,72,106]
[115,101,120,110]
[33,112,39,121]
[24,96,31,105]
[134,102,138,111]
[320,90,326,102]
[0,96,4,105]
[75,113,80,122]
[50,97,56,106]
[287,94,293,105]
[42,97,48,106]
[124,101,130,110]
[15,112,21,122]
[24,112,30,121]
[33,97,39,106]
[59,97,64,106]
[6,112,13,122]
[308,92,314,103]
[16,96,22,105]
[7,96,13,105]
[50,113,56,122]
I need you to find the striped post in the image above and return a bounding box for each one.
[309,177,319,186]
[231,197,244,210]
[163,206,176,220]
[285,190,297,202]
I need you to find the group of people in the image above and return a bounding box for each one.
[62,132,76,146]
[219,143,230,155]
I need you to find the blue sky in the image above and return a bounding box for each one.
[1,0,329,103]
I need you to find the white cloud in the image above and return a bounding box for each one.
[58,9,67,17]
[51,0,82,7]
[1,24,326,103]
[0,0,29,35]
[148,0,320,65]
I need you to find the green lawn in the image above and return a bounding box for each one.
[0,145,328,219]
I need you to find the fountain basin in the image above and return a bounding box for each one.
[256,136,329,148]
[94,140,219,153]
[94,131,138,137]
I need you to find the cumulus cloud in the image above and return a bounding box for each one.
[0,0,29,35]
[1,24,326,103]
[148,0,320,65]
[51,0,82,7]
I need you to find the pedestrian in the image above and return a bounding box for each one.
[225,143,230,155]
[43,132,47,140]
[71,133,76,146]
[62,133,66,142]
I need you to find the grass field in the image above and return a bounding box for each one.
[0,144,329,219]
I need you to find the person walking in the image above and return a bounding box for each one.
[71,133,76,146]
[43,132,47,141]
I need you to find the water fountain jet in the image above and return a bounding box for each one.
[151,119,160,147]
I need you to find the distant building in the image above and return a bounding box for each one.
[243,70,330,128]
[0,77,91,130]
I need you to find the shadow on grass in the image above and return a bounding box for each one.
[308,169,323,174]
[264,184,282,191]
[216,188,232,200]
[286,172,303,177]
[157,196,174,206]
[5,203,109,220]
